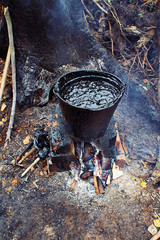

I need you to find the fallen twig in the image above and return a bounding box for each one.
[108,20,114,56]
[16,163,24,167]
[81,0,94,20]
[0,46,11,105]
[129,53,138,74]
[21,157,40,178]
[150,230,160,240]
[4,7,16,147]
[143,44,154,71]
[136,48,144,69]
[92,0,108,15]
[102,0,128,42]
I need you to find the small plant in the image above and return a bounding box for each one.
[105,0,114,2]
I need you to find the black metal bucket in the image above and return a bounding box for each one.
[53,70,126,141]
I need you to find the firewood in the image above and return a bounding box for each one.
[94,176,100,194]
[16,140,34,162]
[18,147,36,164]
[21,157,40,177]
[97,176,105,194]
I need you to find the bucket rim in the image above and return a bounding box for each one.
[53,69,127,111]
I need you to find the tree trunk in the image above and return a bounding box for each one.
[1,0,128,110]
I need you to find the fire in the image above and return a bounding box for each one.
[70,141,109,194]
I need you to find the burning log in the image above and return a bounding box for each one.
[70,140,116,194]
[97,176,105,194]
[80,171,93,179]
[93,176,100,194]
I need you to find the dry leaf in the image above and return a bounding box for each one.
[154,219,160,228]
[143,79,148,84]
[2,117,7,122]
[23,136,30,145]
[141,161,148,168]
[1,103,7,112]
[11,179,18,185]
[140,181,147,188]
[131,177,136,181]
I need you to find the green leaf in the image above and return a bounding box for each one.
[139,84,148,91]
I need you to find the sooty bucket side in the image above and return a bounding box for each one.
[53,70,126,141]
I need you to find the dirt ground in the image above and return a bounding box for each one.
[0,82,160,240]
[0,1,160,240]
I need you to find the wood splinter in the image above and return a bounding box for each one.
[18,147,36,164]
[21,157,40,178]
[71,179,77,191]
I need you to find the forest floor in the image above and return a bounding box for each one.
[0,1,160,240]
